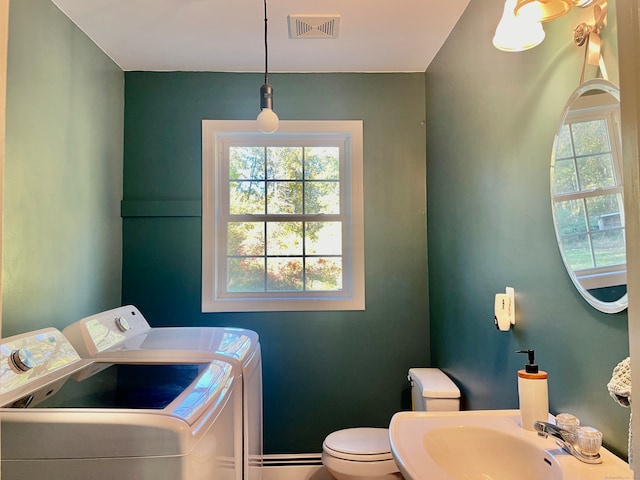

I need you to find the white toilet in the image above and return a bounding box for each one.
[322,368,460,480]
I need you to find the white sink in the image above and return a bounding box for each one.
[389,410,632,480]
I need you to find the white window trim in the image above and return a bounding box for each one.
[202,120,365,312]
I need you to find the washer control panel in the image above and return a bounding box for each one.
[0,328,84,406]
[62,305,151,356]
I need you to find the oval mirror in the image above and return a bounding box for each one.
[551,79,626,313]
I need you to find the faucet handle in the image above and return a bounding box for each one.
[577,426,603,457]
[555,413,580,433]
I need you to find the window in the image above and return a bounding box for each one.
[552,93,625,290]
[202,121,364,312]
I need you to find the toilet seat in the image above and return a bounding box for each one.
[323,428,394,462]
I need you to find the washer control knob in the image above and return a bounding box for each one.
[115,316,130,332]
[10,348,35,372]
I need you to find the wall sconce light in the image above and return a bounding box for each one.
[494,0,607,53]
[493,0,545,51]
[514,0,573,23]
[572,0,605,6]
[256,0,279,134]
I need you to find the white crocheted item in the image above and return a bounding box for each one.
[607,357,632,466]
[609,357,632,407]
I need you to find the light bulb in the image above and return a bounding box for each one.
[257,108,279,133]
[493,0,545,51]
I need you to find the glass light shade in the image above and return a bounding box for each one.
[515,0,572,22]
[493,0,546,51]
[257,108,279,133]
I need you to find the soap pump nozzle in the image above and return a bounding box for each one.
[517,349,539,373]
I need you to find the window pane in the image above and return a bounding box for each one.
[228,222,264,256]
[306,258,342,291]
[576,154,615,191]
[267,222,303,256]
[267,147,302,180]
[267,258,303,291]
[305,147,340,180]
[306,222,342,255]
[305,181,340,214]
[554,159,578,195]
[555,124,574,159]
[267,181,303,214]
[555,199,587,235]
[592,229,626,267]
[561,234,594,270]
[571,120,610,156]
[229,147,265,180]
[585,194,623,231]
[228,258,265,292]
[230,181,265,214]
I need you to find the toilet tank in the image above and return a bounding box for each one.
[408,368,460,412]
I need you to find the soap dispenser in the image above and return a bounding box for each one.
[517,349,548,431]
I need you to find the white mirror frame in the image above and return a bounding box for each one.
[550,79,627,314]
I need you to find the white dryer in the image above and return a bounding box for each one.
[62,305,262,480]
[1,327,238,480]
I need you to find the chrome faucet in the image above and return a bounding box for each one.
[534,421,602,464]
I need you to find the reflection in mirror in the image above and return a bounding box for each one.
[551,80,626,314]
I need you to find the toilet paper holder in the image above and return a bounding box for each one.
[494,287,515,331]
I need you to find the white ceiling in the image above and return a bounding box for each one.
[49,0,472,73]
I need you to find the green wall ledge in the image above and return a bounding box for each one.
[121,200,201,217]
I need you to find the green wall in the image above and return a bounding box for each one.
[426,0,630,457]
[2,0,631,462]
[122,72,430,453]
[2,0,124,337]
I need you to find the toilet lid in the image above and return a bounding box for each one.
[323,428,393,461]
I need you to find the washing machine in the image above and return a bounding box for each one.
[62,305,262,480]
[1,327,238,480]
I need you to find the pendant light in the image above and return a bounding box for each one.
[256,0,279,133]
[514,0,572,22]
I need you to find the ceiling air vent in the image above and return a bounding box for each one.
[288,15,341,39]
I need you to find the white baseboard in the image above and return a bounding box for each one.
[263,453,334,480]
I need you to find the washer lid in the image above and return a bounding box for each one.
[62,305,260,365]
[324,428,391,455]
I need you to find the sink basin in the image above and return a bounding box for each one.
[423,424,562,480]
[389,410,632,480]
